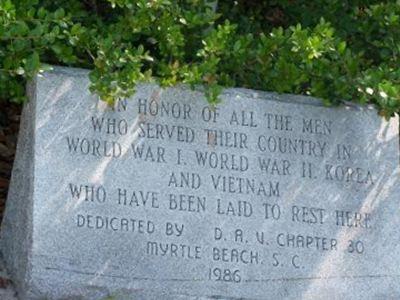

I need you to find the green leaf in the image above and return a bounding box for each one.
[54,8,65,19]
[25,52,40,73]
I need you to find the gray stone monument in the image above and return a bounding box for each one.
[1,66,399,299]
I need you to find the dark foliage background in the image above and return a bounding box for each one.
[0,0,399,116]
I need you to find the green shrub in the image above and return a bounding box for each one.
[0,0,399,117]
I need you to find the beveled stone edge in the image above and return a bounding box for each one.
[0,78,38,300]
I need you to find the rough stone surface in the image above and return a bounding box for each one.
[1,66,399,300]
[0,251,18,300]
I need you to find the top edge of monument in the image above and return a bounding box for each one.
[37,65,380,113]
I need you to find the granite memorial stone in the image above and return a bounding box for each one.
[1,66,400,299]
